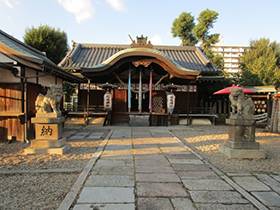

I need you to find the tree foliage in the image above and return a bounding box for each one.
[63,81,77,102]
[171,12,198,46]
[23,25,68,64]
[171,9,222,70]
[235,38,280,87]
[193,9,220,50]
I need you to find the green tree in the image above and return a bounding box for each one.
[63,81,77,102]
[205,49,224,70]
[194,9,222,70]
[23,25,68,64]
[236,38,280,87]
[193,9,220,50]
[171,12,198,46]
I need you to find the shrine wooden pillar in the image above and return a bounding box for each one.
[128,66,131,113]
[149,68,153,113]
[138,67,142,114]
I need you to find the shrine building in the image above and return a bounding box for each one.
[59,35,223,126]
[0,29,83,142]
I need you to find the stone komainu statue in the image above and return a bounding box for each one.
[229,88,255,118]
[35,85,63,116]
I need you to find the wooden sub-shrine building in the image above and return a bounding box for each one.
[0,29,84,142]
[59,36,223,125]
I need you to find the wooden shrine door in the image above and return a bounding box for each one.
[112,89,127,112]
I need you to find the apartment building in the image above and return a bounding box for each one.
[211,45,250,73]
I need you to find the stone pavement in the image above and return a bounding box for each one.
[58,126,280,210]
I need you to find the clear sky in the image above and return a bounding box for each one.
[1,0,279,48]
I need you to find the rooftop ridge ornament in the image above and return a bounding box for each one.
[129,34,153,48]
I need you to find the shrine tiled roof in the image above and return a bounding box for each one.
[59,43,221,74]
[0,29,84,83]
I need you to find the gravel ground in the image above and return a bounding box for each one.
[0,126,109,210]
[171,125,280,174]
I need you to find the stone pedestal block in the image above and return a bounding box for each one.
[30,137,67,148]
[224,139,260,150]
[226,118,256,142]
[129,114,150,126]
[220,118,265,159]
[220,145,265,159]
[25,116,70,155]
[24,143,71,155]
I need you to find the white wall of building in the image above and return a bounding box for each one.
[211,46,249,73]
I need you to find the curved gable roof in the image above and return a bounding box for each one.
[82,47,200,76]
[61,43,219,69]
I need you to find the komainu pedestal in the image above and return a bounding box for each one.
[25,113,71,154]
[24,85,70,155]
[219,88,265,159]
[220,118,265,159]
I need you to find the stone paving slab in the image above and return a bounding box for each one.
[135,166,175,173]
[155,138,181,142]
[190,191,249,204]
[73,204,135,210]
[134,158,170,166]
[136,173,181,182]
[87,132,104,139]
[271,174,280,182]
[133,144,159,149]
[105,145,133,150]
[136,182,189,197]
[151,133,173,138]
[75,132,90,136]
[183,180,233,191]
[171,197,196,209]
[133,138,155,143]
[164,153,197,159]
[77,187,134,203]
[232,176,271,191]
[172,163,212,171]
[137,198,173,210]
[94,160,133,167]
[157,142,186,148]
[133,153,164,159]
[103,147,133,153]
[256,174,280,194]
[195,204,258,210]
[251,192,280,207]
[168,158,204,164]
[100,154,134,160]
[85,175,134,187]
[178,171,221,180]
[101,150,133,160]
[69,135,87,140]
[92,166,134,175]
[133,148,161,155]
[226,172,252,176]
[62,130,76,137]
[161,146,189,153]
[107,139,132,145]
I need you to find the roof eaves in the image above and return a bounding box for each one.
[195,47,211,65]
[82,47,200,75]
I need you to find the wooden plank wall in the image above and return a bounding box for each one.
[78,90,104,107]
[173,92,197,114]
[0,117,23,141]
[0,83,22,112]
[0,83,43,141]
[0,83,23,141]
